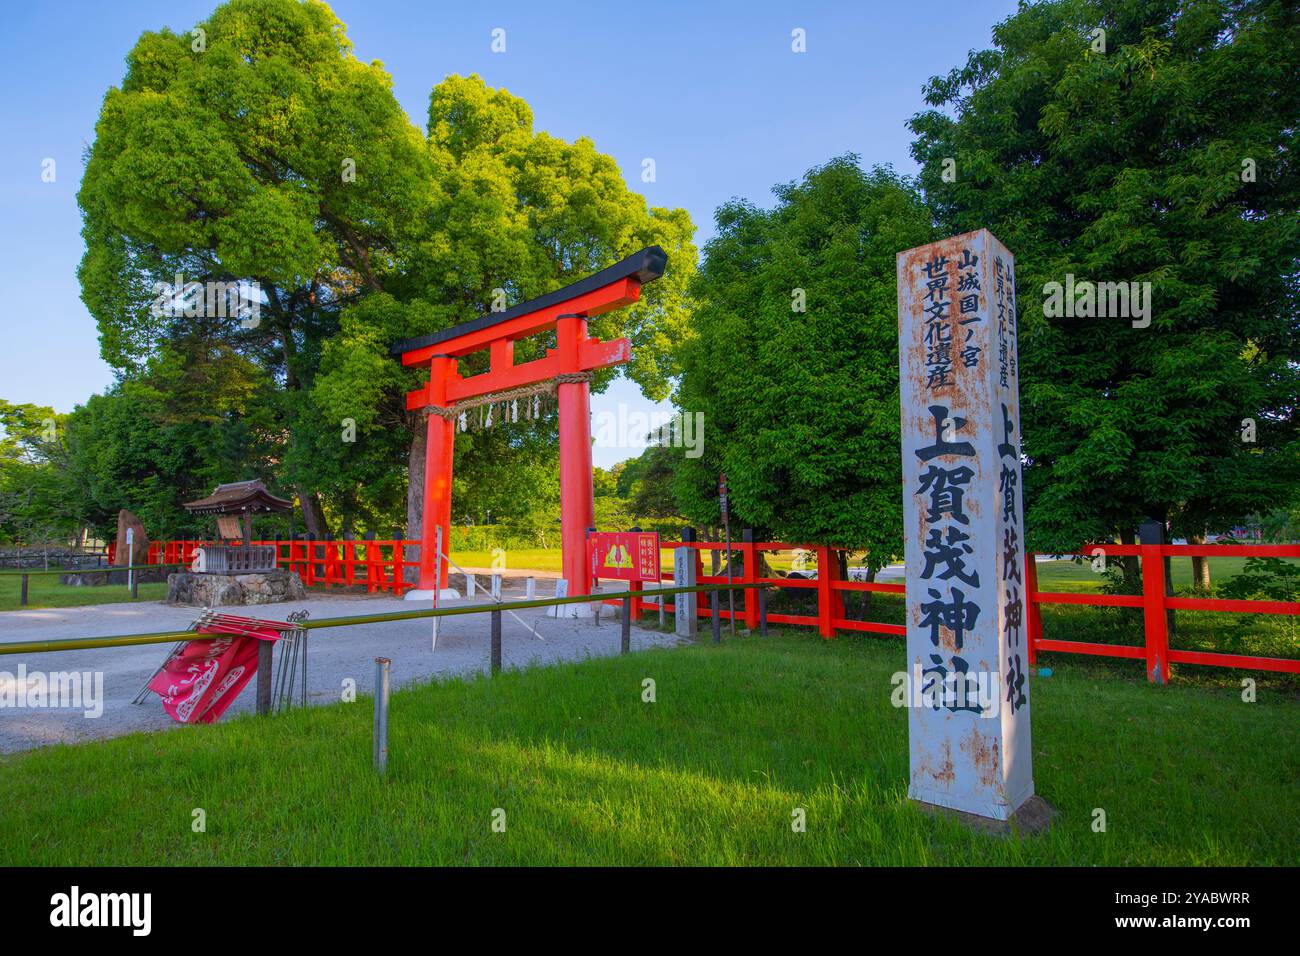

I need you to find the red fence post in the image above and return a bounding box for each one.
[815,545,843,639]
[363,536,377,593]
[392,541,406,594]
[741,529,759,630]
[628,526,644,621]
[1025,552,1043,665]
[1139,520,1169,685]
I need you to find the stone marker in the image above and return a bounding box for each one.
[114,510,149,567]
[897,228,1048,830]
[673,547,697,638]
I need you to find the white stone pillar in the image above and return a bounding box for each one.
[673,547,698,638]
[897,228,1034,822]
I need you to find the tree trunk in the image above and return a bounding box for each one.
[296,484,328,538]
[1119,526,1141,592]
[1188,532,1211,591]
[858,566,876,619]
[404,419,425,585]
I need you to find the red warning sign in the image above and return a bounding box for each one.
[590,531,661,582]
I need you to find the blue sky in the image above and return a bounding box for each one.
[0,0,1018,466]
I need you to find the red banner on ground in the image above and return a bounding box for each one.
[148,619,282,724]
[590,531,660,582]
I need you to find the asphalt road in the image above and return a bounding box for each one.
[0,583,682,754]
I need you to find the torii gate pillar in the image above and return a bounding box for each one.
[556,316,596,598]
[419,355,457,594]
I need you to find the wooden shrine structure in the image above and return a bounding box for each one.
[182,479,291,573]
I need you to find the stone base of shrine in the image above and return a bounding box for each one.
[910,794,1058,837]
[403,588,462,602]
[165,569,306,607]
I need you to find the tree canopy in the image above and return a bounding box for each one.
[909,0,1300,551]
[311,72,696,546]
[673,158,933,569]
[69,0,695,544]
[8,0,1294,562]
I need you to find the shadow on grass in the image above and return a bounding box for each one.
[1,631,1295,865]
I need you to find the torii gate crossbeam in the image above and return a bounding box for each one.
[391,246,667,602]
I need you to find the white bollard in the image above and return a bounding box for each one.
[549,578,569,618]
[673,548,698,637]
[525,577,536,600]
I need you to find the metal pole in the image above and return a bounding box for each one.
[711,588,721,644]
[759,585,768,637]
[373,657,390,776]
[20,573,28,607]
[621,595,631,654]
[131,572,139,601]
[125,527,134,597]
[256,640,273,716]
[723,517,735,636]
[490,610,502,675]
[432,526,442,651]
[434,525,443,599]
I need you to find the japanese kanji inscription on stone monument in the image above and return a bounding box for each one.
[897,228,1036,823]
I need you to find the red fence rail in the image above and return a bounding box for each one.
[603,537,1299,683]
[1025,543,1300,682]
[111,539,417,595]
[116,536,1298,682]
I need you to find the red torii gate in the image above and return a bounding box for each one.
[391,246,667,601]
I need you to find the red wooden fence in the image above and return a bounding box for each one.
[115,536,1299,682]
[111,539,417,595]
[616,538,1300,684]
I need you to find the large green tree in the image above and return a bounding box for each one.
[909,0,1300,576]
[312,74,696,561]
[62,338,281,539]
[673,158,933,571]
[77,0,436,535]
[0,402,78,545]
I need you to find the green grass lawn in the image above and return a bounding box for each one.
[0,629,1294,865]
[0,572,169,611]
[452,547,564,572]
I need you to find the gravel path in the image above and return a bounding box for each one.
[0,583,682,754]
